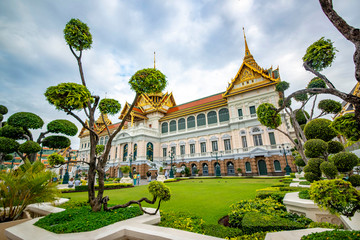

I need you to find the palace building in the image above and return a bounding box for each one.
[78,35,296,178]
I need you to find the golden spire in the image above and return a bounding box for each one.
[243,27,250,56]
[154,51,156,69]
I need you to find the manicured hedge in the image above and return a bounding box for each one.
[73,183,133,192]
[299,190,310,200]
[301,230,360,240]
[241,212,305,234]
[34,206,143,233]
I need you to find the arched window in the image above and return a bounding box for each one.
[191,164,197,176]
[197,114,206,126]
[170,120,176,132]
[178,118,186,130]
[123,144,128,161]
[245,162,252,172]
[274,160,281,172]
[100,137,104,145]
[146,142,153,162]
[133,144,137,160]
[227,162,235,175]
[104,136,109,145]
[219,108,229,122]
[161,122,168,133]
[252,127,261,133]
[202,163,208,176]
[207,111,218,124]
[187,116,195,128]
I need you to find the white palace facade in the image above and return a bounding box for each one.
[78,36,296,178]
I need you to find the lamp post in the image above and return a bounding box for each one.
[211,151,222,177]
[279,144,291,175]
[129,153,133,179]
[169,149,174,178]
[75,165,80,179]
[10,157,15,172]
[62,149,72,184]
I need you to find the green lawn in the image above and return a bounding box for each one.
[61,178,280,224]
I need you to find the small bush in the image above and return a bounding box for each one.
[320,161,338,179]
[299,190,310,200]
[34,206,142,233]
[301,230,360,240]
[304,119,337,142]
[304,172,321,183]
[241,212,305,234]
[327,140,344,154]
[333,152,359,173]
[304,139,327,158]
[349,175,360,187]
[290,173,296,178]
[299,181,311,185]
[159,211,204,234]
[228,231,269,240]
[74,183,132,192]
[256,192,287,203]
[307,221,343,229]
[202,224,243,238]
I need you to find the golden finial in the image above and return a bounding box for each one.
[243,27,250,56]
[154,51,156,69]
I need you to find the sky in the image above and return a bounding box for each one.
[0,0,359,150]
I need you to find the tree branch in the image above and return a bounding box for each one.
[64,108,99,137]
[69,45,79,59]
[102,196,161,215]
[310,94,318,119]
[303,62,335,89]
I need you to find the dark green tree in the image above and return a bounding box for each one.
[0,108,78,163]
[45,18,167,212]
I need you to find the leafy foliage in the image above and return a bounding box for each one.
[275,81,290,92]
[0,137,20,153]
[320,161,338,179]
[256,103,281,129]
[47,119,78,136]
[278,98,291,108]
[349,175,360,187]
[0,105,8,115]
[18,140,41,154]
[5,154,13,161]
[302,37,337,72]
[304,158,324,182]
[47,153,65,166]
[0,160,60,222]
[330,114,360,141]
[241,212,305,234]
[7,112,44,129]
[95,144,105,155]
[309,179,360,217]
[301,230,360,240]
[0,125,25,139]
[120,165,130,174]
[129,68,167,94]
[34,205,142,233]
[295,157,306,167]
[148,181,171,201]
[307,77,327,89]
[63,18,92,51]
[333,152,359,173]
[45,82,92,111]
[98,99,121,115]
[295,110,309,125]
[304,118,337,142]
[159,211,205,235]
[42,136,71,149]
[294,93,308,102]
[327,140,344,154]
[318,99,341,114]
[304,139,327,158]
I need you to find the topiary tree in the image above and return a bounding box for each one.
[304,158,324,182]
[330,113,360,142]
[349,175,360,187]
[304,139,328,159]
[0,108,78,162]
[309,179,360,217]
[304,118,337,142]
[45,18,168,212]
[102,179,171,215]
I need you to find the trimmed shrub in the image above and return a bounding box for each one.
[307,221,344,229]
[304,172,321,183]
[256,192,287,203]
[331,113,360,141]
[299,190,310,200]
[333,152,359,173]
[309,179,360,217]
[74,183,132,192]
[34,205,142,233]
[202,224,243,238]
[295,109,310,125]
[327,140,344,154]
[241,212,305,234]
[228,231,269,240]
[349,175,360,187]
[295,157,306,167]
[304,139,327,158]
[320,161,338,179]
[301,230,360,240]
[304,119,337,142]
[304,158,324,182]
[159,211,204,234]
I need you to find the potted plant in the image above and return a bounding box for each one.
[180,170,185,177]
[237,168,242,176]
[194,168,200,177]
[120,166,131,178]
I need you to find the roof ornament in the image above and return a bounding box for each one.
[243,27,250,56]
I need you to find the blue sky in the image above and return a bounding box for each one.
[0,0,359,149]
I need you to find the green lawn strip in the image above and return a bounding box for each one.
[62,178,280,224]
